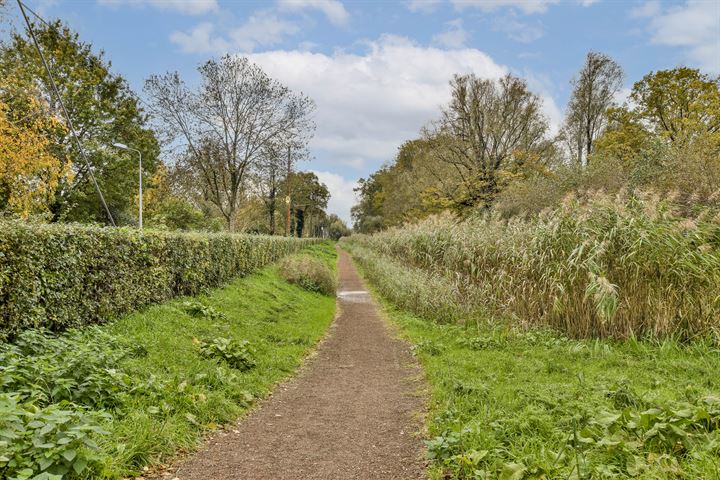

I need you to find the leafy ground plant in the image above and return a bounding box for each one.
[198,338,256,371]
[385,306,720,479]
[0,394,109,480]
[182,301,225,320]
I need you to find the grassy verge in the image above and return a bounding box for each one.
[345,244,720,480]
[1,242,337,479]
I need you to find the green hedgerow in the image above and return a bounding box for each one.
[0,221,320,339]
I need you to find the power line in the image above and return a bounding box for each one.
[15,0,116,226]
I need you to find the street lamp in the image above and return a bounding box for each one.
[112,142,143,229]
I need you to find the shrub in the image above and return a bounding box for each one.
[278,254,336,296]
[0,221,319,339]
[198,337,256,371]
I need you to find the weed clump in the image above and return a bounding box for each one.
[199,337,256,371]
[182,300,225,320]
[279,254,336,296]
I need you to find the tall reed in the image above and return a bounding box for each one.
[346,192,720,339]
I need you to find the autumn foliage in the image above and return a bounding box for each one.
[0,95,71,218]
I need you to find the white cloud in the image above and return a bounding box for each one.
[432,19,469,48]
[405,0,443,13]
[230,12,300,51]
[450,0,558,14]
[170,23,230,54]
[631,0,661,18]
[312,171,358,223]
[644,0,720,73]
[493,14,544,43]
[277,0,350,25]
[246,35,509,176]
[408,0,573,14]
[170,12,300,54]
[519,70,562,135]
[98,0,218,15]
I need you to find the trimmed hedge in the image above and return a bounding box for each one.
[0,221,320,339]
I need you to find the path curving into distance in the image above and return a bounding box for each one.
[172,247,426,479]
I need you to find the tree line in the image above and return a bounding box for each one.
[0,18,351,238]
[352,53,720,232]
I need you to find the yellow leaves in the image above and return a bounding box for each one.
[0,100,72,218]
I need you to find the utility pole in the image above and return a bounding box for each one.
[285,145,292,236]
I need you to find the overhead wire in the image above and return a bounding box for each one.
[15,0,117,226]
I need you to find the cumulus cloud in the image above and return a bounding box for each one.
[247,35,508,173]
[277,0,350,25]
[240,36,563,220]
[98,0,218,15]
[634,0,719,73]
[432,19,469,48]
[311,171,358,223]
[170,23,229,54]
[170,11,300,54]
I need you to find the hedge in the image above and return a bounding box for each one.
[0,221,321,339]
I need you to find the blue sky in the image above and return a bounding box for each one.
[4,0,720,222]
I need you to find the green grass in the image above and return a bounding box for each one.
[1,242,337,479]
[381,304,720,479]
[96,242,337,477]
[346,247,720,479]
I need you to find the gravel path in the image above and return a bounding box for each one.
[171,247,426,479]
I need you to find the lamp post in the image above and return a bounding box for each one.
[112,143,143,229]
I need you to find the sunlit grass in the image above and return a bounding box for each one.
[92,243,337,477]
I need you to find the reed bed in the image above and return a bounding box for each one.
[345,193,720,339]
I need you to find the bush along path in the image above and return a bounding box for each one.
[169,247,427,479]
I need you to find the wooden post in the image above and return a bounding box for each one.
[285,145,292,236]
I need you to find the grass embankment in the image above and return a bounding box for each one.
[0,242,337,479]
[344,243,720,480]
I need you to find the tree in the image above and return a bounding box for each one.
[324,214,351,240]
[0,97,71,217]
[141,165,220,231]
[432,73,551,210]
[351,170,388,233]
[145,56,315,230]
[278,171,329,237]
[0,20,159,222]
[630,68,719,145]
[561,52,623,166]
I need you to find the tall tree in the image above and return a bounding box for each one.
[630,68,719,145]
[0,20,159,222]
[561,52,623,166]
[145,56,315,230]
[432,73,551,210]
[278,171,329,237]
[0,95,71,217]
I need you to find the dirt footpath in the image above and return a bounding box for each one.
[172,247,426,479]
